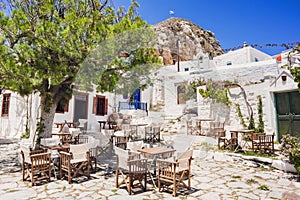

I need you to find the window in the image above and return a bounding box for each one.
[184,67,189,72]
[1,93,11,117]
[93,95,108,116]
[226,61,232,66]
[56,100,69,113]
[254,57,259,62]
[177,85,186,104]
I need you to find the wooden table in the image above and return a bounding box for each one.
[138,146,176,156]
[138,147,176,176]
[97,120,107,132]
[230,129,255,152]
[41,144,70,152]
[54,122,77,132]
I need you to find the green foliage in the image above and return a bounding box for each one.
[235,103,247,128]
[289,46,300,92]
[280,135,300,172]
[236,95,265,132]
[0,0,158,97]
[248,115,255,130]
[257,95,264,132]
[20,130,30,139]
[0,0,160,137]
[184,78,206,101]
[258,185,269,191]
[199,81,231,105]
[246,178,258,184]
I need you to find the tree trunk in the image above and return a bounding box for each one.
[39,95,57,138]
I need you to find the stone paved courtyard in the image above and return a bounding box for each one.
[1,136,300,200]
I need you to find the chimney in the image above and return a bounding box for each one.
[243,41,247,47]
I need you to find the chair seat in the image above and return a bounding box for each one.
[70,158,88,164]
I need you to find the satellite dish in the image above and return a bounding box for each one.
[169,10,174,15]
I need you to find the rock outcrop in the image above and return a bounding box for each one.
[153,17,224,65]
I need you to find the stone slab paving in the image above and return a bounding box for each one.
[1,137,300,200]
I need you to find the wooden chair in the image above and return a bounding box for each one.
[152,126,161,143]
[86,136,100,172]
[144,126,153,143]
[20,145,52,186]
[209,121,224,138]
[78,119,88,134]
[186,119,197,135]
[115,146,148,195]
[60,144,90,183]
[217,130,229,149]
[98,131,113,160]
[114,136,130,150]
[157,149,193,197]
[228,131,239,151]
[252,133,274,154]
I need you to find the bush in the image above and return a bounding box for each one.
[280,135,300,172]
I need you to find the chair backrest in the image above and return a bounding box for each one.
[171,134,194,154]
[70,144,89,161]
[153,126,160,134]
[114,136,129,149]
[99,131,111,147]
[78,119,88,129]
[40,136,60,147]
[145,126,152,134]
[85,136,100,149]
[20,144,32,163]
[114,146,130,170]
[258,134,274,143]
[114,146,140,170]
[69,128,81,138]
[218,130,226,138]
[177,149,193,171]
[126,141,144,152]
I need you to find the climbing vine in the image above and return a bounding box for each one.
[235,95,265,132]
[199,81,231,105]
[257,95,264,133]
[235,103,247,128]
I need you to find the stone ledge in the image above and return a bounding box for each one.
[271,160,297,173]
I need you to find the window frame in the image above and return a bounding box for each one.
[1,93,11,117]
[93,95,108,116]
[55,100,69,113]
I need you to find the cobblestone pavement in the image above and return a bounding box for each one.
[1,137,300,200]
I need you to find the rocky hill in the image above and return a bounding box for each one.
[153,17,224,65]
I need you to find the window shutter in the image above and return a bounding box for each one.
[104,98,108,115]
[64,101,69,112]
[93,97,97,114]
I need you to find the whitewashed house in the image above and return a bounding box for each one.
[147,43,300,140]
[0,88,130,138]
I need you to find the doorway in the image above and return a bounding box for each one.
[275,91,300,141]
[74,94,88,123]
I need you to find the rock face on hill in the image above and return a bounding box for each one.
[153,17,224,65]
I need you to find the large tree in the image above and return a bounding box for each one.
[0,0,160,138]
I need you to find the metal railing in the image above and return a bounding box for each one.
[118,101,148,115]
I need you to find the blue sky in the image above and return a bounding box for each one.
[113,0,300,56]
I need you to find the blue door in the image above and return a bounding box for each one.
[133,89,141,109]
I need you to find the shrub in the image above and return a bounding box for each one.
[280,135,300,172]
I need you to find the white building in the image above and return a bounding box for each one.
[148,44,300,141]
[1,44,299,141]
